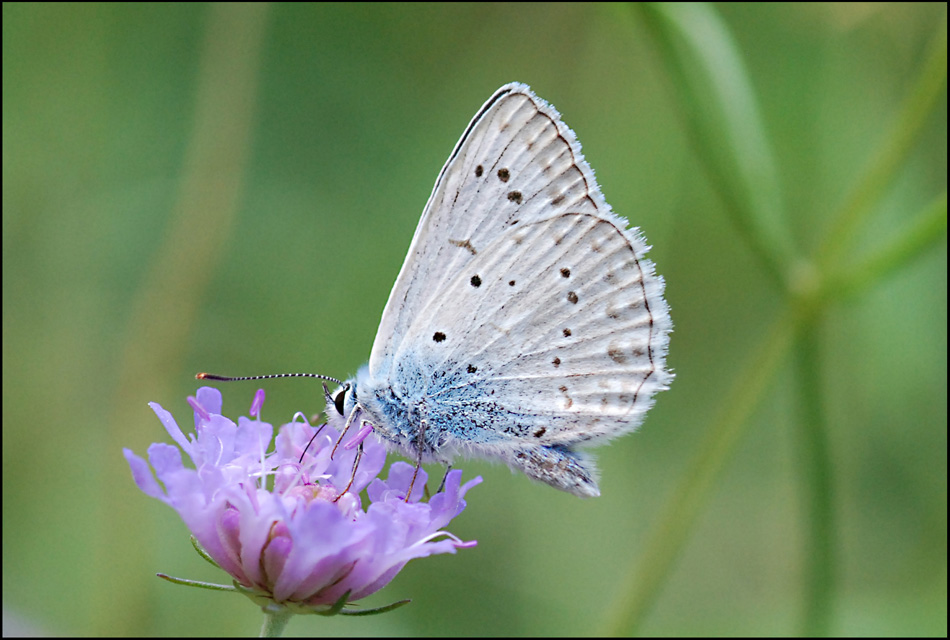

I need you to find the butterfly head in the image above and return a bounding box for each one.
[325,377,359,428]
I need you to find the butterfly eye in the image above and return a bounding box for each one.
[334,389,346,416]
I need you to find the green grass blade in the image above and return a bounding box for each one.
[638,2,796,289]
[793,314,835,636]
[817,14,947,269]
[602,310,796,634]
[822,193,947,301]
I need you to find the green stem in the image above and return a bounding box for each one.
[260,606,293,638]
[793,309,835,636]
[602,310,796,634]
[817,14,947,269]
[822,193,947,301]
[638,2,796,289]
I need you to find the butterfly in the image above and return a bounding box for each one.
[329,82,672,497]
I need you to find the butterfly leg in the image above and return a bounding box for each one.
[330,406,361,459]
[404,418,428,502]
[333,440,363,501]
[435,464,453,494]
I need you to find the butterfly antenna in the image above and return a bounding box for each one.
[322,382,335,407]
[197,373,348,464]
[197,372,345,387]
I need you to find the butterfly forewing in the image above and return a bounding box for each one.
[370,83,616,376]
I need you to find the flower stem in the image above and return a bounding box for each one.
[260,606,293,638]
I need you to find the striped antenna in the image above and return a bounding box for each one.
[197,372,345,387]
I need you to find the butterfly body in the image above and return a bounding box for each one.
[333,83,672,497]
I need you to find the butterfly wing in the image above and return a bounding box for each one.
[363,83,672,496]
[369,83,614,378]
[389,211,672,495]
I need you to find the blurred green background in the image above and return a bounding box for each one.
[3,2,946,636]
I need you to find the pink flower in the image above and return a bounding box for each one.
[124,387,479,612]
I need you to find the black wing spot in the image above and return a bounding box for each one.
[552,357,561,367]
[560,267,571,278]
[562,328,572,337]
[507,191,523,204]
[508,280,516,286]
[475,165,484,177]
[534,427,546,438]
[497,168,510,182]
[467,364,477,374]
[567,291,578,304]
[470,275,482,288]
[433,331,446,343]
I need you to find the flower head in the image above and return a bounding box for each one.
[124,387,479,612]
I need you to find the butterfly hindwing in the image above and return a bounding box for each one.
[397,212,671,446]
